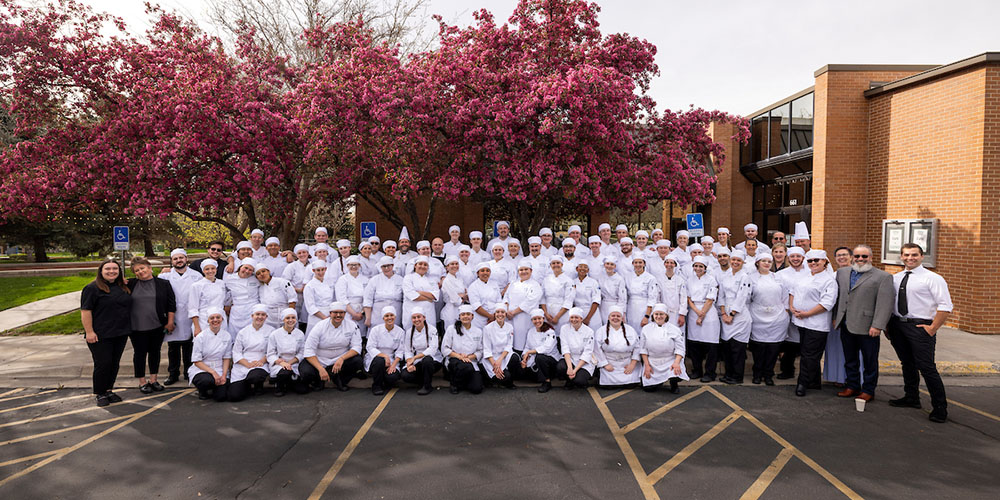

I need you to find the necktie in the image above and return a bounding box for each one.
[897,271,911,316]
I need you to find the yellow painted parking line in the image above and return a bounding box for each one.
[0,389,57,404]
[0,391,178,429]
[0,449,67,468]
[646,410,742,485]
[309,388,398,500]
[588,387,659,500]
[707,387,862,500]
[919,389,1000,423]
[739,447,795,500]
[0,414,132,448]
[621,386,709,434]
[602,388,634,403]
[0,389,24,399]
[0,393,97,415]
[0,389,192,489]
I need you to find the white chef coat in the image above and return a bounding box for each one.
[522,326,560,369]
[282,260,312,319]
[303,277,335,334]
[224,273,260,336]
[522,254,551,279]
[305,318,362,368]
[441,324,484,370]
[336,272,370,337]
[539,244,560,258]
[541,272,575,332]
[658,272,688,326]
[440,273,467,328]
[598,272,628,324]
[749,272,789,343]
[486,236,517,256]
[626,271,659,333]
[393,251,416,277]
[260,253,289,279]
[364,322,404,371]
[257,277,297,328]
[442,240,463,256]
[594,323,641,386]
[503,278,543,350]
[686,273,721,343]
[718,269,753,343]
[639,321,689,385]
[404,323,442,363]
[158,267,201,342]
[468,249,490,267]
[358,254,379,278]
[230,323,270,382]
[402,271,440,329]
[457,262,476,287]
[571,276,603,330]
[466,278,501,329]
[267,326,306,377]
[776,265,809,342]
[892,265,953,319]
[363,273,404,326]
[405,257,445,283]
[559,323,595,375]
[188,327,232,381]
[487,258,515,291]
[789,271,838,331]
[735,240,771,253]
[481,319,515,377]
[188,277,230,333]
[562,255,587,280]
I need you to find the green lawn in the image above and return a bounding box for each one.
[0,272,95,311]
[4,310,84,336]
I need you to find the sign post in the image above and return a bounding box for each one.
[113,226,129,263]
[686,213,704,238]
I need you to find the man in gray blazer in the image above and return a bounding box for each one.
[833,245,895,400]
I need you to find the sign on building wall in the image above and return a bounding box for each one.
[360,221,377,239]
[881,218,938,267]
[686,213,704,238]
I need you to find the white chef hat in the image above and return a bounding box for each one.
[731,250,747,261]
[336,239,351,249]
[608,305,624,315]
[293,243,309,253]
[238,258,257,270]
[630,254,646,263]
[254,262,270,273]
[281,307,297,319]
[328,301,347,312]
[549,256,565,266]
[568,307,584,318]
[602,255,617,265]
[345,255,361,266]
[399,226,410,241]
[489,241,505,253]
[588,235,601,244]
[497,220,510,229]
[206,307,225,318]
[599,223,611,231]
[448,225,460,233]
[805,249,828,261]
[575,259,590,268]
[688,243,704,253]
[265,237,280,246]
[528,236,542,245]
[381,306,397,318]
[530,308,545,318]
[410,306,426,317]
[539,227,553,236]
[476,262,492,272]
[664,254,678,263]
[314,243,330,252]
[459,304,475,315]
[507,238,520,247]
[458,245,471,253]
[656,239,671,248]
[309,260,327,270]
[716,246,731,256]
[383,240,397,248]
[676,230,689,238]
[793,221,811,241]
[368,235,381,243]
[787,247,806,257]
[756,252,773,261]
[358,240,372,249]
[200,260,218,272]
[469,231,483,239]
[615,224,628,232]
[651,228,664,235]
[416,240,430,250]
[250,228,264,237]
[518,260,534,270]
[236,241,252,251]
[251,304,268,315]
[315,227,328,236]
[693,256,710,266]
[170,248,187,257]
[744,223,758,231]
[635,230,649,238]
[413,255,429,264]
[652,303,668,314]
[717,227,730,235]
[619,237,633,245]
[378,256,394,267]
[701,236,714,244]
[445,255,460,265]
[568,224,582,233]
[561,239,576,248]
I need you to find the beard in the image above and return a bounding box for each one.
[852,262,873,273]
[173,261,187,269]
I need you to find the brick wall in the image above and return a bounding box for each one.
[355,196,486,245]
[707,121,754,239]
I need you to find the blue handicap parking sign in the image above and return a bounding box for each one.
[113,226,129,250]
[360,221,376,239]
[686,213,704,237]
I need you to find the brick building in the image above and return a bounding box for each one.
[708,52,1000,333]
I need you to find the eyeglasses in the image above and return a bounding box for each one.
[209,247,223,252]
[806,259,821,263]
[853,254,870,259]
[773,237,785,241]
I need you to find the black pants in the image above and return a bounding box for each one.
[721,338,747,381]
[556,359,590,388]
[192,372,229,401]
[797,328,828,388]
[888,318,947,410]
[447,358,484,394]
[166,340,193,379]
[130,328,166,378]
[87,335,128,395]
[228,368,269,402]
[400,357,440,389]
[299,356,364,388]
[273,368,309,394]
[840,325,881,395]
[369,356,402,391]
[529,354,558,382]
[751,341,781,379]
[642,378,680,392]
[485,354,520,388]
[686,340,718,378]
[779,340,800,376]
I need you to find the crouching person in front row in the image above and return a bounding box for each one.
[300,301,363,392]
[267,308,309,397]
[190,307,231,401]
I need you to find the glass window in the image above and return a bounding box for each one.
[753,184,765,211]
[751,113,768,163]
[769,103,790,157]
[790,93,813,151]
[787,180,805,208]
[765,184,783,210]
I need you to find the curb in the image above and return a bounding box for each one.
[879,360,1000,376]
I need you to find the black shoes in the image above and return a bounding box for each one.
[417,386,433,396]
[150,381,164,392]
[163,376,179,386]
[795,384,807,397]
[764,377,775,386]
[333,378,349,392]
[106,391,122,403]
[889,397,922,409]
[752,377,762,385]
[668,379,679,394]
[928,409,948,423]
[722,377,743,385]
[96,394,111,407]
[372,387,385,396]
[776,372,794,380]
[140,383,154,394]
[274,389,286,397]
[198,392,211,400]
[700,375,716,383]
[538,381,552,393]
[449,386,460,394]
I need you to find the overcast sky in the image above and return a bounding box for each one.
[74,0,1000,116]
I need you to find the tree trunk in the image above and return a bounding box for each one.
[31,234,49,262]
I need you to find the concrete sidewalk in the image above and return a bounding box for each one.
[1,327,997,389]
[0,291,82,332]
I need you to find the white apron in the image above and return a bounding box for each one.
[749,273,789,343]
[595,324,641,386]
[230,324,269,382]
[640,322,690,385]
[686,273,720,344]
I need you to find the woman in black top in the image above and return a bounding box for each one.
[81,260,133,407]
[127,257,176,394]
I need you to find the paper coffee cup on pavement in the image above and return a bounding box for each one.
[855,398,866,412]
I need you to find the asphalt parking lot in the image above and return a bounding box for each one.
[0,379,998,499]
